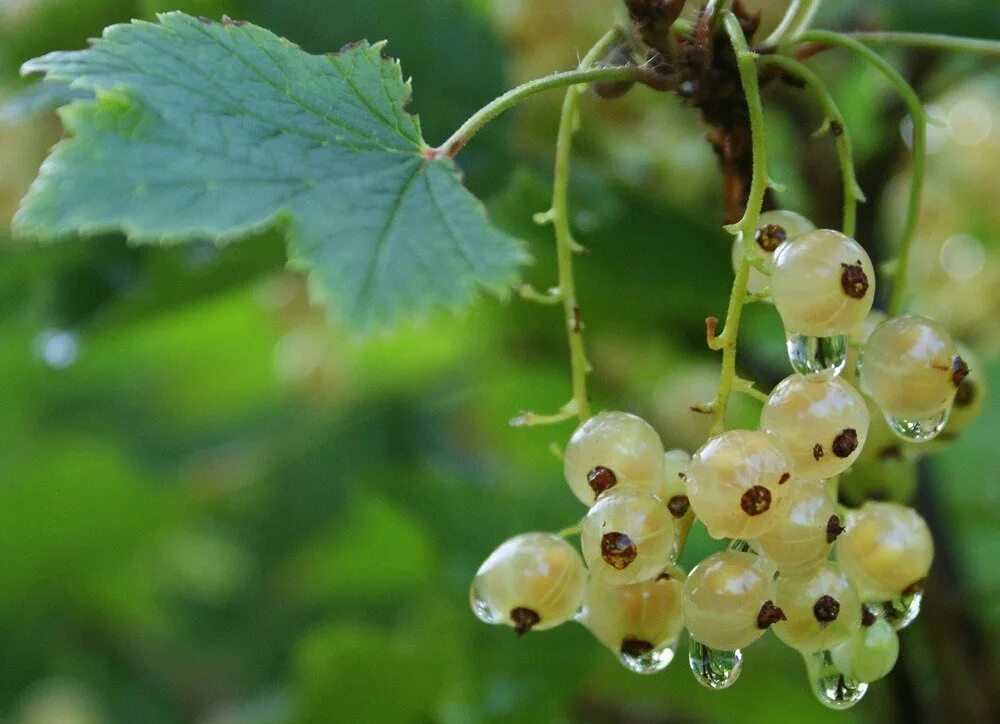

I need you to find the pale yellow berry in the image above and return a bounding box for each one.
[751,481,842,575]
[581,487,675,585]
[859,314,966,420]
[836,502,933,600]
[682,551,779,651]
[760,374,869,481]
[731,209,816,295]
[582,565,686,656]
[773,562,861,653]
[564,411,667,505]
[771,229,875,337]
[470,533,587,634]
[685,430,794,540]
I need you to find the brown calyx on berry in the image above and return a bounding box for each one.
[832,428,859,458]
[826,515,845,544]
[840,262,870,298]
[510,607,541,636]
[620,637,656,658]
[587,466,618,498]
[954,378,976,407]
[601,532,638,570]
[741,485,772,516]
[812,443,824,461]
[951,356,970,388]
[755,223,787,252]
[813,595,841,624]
[667,494,691,518]
[757,600,787,629]
[861,607,877,627]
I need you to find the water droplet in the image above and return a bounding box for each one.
[619,640,677,674]
[688,638,743,689]
[33,329,80,369]
[879,590,923,630]
[807,650,868,709]
[885,409,949,443]
[786,333,848,379]
[469,579,498,625]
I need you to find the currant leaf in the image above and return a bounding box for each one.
[14,12,528,327]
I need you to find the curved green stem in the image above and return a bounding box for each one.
[434,46,669,156]
[797,30,926,315]
[705,13,771,436]
[843,31,1000,57]
[761,0,823,46]
[757,53,865,237]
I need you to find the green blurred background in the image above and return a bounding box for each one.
[0,1,997,722]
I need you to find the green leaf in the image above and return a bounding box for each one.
[15,12,527,327]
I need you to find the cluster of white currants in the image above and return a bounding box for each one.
[471,211,981,709]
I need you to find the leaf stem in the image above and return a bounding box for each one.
[756,53,864,237]
[760,0,823,47]
[433,53,670,157]
[705,13,771,436]
[842,32,1000,57]
[796,30,926,315]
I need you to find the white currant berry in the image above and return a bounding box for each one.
[770,229,875,337]
[582,565,685,666]
[836,502,933,601]
[682,551,782,651]
[830,616,899,683]
[662,449,693,520]
[751,481,843,575]
[580,487,675,585]
[773,561,861,654]
[760,374,869,481]
[470,533,587,635]
[564,411,667,505]
[731,209,816,295]
[859,314,967,421]
[684,430,794,540]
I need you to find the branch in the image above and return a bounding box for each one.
[797,30,926,315]
[844,31,1000,57]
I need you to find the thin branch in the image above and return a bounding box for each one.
[757,53,865,237]
[844,31,1000,57]
[797,30,926,315]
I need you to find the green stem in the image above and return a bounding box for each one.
[536,28,624,423]
[843,31,1000,57]
[797,30,926,316]
[761,0,823,46]
[706,13,771,436]
[434,54,668,157]
[757,53,864,237]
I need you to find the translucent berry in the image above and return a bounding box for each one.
[661,449,692,520]
[682,551,780,651]
[760,374,869,481]
[564,411,667,505]
[830,617,899,683]
[470,533,587,634]
[582,565,685,673]
[684,430,794,540]
[751,481,841,575]
[731,209,816,296]
[581,487,675,584]
[836,502,933,601]
[773,562,861,653]
[770,229,875,337]
[859,314,966,441]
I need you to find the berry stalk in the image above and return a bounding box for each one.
[756,53,864,238]
[796,30,927,316]
[705,12,771,435]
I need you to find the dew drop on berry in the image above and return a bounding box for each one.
[806,650,869,710]
[786,332,849,379]
[688,638,743,690]
[884,409,950,442]
[619,638,678,674]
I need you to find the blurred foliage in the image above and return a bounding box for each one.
[0,0,998,722]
